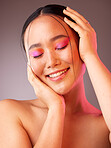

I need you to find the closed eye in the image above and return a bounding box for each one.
[29,48,44,59]
[33,53,43,58]
[55,37,70,50]
[56,44,68,50]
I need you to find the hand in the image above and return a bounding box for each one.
[27,65,65,109]
[63,7,98,62]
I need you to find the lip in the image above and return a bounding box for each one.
[46,67,70,81]
[46,67,70,76]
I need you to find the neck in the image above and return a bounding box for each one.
[63,77,88,115]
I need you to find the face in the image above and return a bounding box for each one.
[24,15,85,95]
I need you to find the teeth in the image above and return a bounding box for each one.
[49,69,67,78]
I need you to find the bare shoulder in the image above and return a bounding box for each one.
[0,99,32,120]
[0,99,22,120]
[0,99,33,148]
[95,114,111,146]
[0,98,46,127]
[88,113,111,146]
[0,99,47,147]
[0,98,24,110]
[85,105,110,138]
[85,102,110,137]
[0,98,44,116]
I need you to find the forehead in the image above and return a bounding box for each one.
[25,15,71,43]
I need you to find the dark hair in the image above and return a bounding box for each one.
[21,4,76,51]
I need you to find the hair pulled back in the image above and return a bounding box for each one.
[21,4,77,50]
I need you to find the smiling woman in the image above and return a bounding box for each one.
[0,4,111,148]
[24,14,80,95]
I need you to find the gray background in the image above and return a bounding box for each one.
[0,0,111,109]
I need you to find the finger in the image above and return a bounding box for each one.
[27,65,40,86]
[27,65,63,107]
[63,9,90,29]
[63,9,85,26]
[66,7,88,23]
[27,65,51,92]
[27,65,49,100]
[64,17,85,38]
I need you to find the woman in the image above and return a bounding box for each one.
[0,4,111,148]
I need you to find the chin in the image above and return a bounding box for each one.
[51,81,74,95]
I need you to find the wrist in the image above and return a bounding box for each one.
[49,102,65,115]
[48,96,65,110]
[83,53,99,65]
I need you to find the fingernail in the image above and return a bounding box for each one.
[64,17,68,21]
[67,6,72,10]
[63,9,66,12]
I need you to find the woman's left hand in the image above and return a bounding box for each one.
[63,8,111,139]
[63,7,97,62]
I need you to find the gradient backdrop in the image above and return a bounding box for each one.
[0,0,111,109]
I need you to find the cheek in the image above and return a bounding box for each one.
[59,48,72,64]
[30,60,44,76]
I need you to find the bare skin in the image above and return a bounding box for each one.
[0,98,110,148]
[0,6,111,148]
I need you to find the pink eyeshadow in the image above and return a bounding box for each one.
[56,37,70,48]
[29,51,40,57]
[29,48,44,57]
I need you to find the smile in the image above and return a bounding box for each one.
[47,67,70,78]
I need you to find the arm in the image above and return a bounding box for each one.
[84,53,111,131]
[0,100,32,148]
[34,105,65,148]
[0,63,65,148]
[0,80,65,148]
[27,66,65,148]
[63,7,111,141]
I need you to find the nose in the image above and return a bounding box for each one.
[46,50,61,69]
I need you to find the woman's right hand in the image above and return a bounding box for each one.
[27,65,65,148]
[27,65,65,109]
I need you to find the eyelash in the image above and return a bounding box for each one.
[33,53,43,58]
[32,42,69,58]
[56,44,68,50]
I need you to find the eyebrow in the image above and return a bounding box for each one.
[28,34,68,50]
